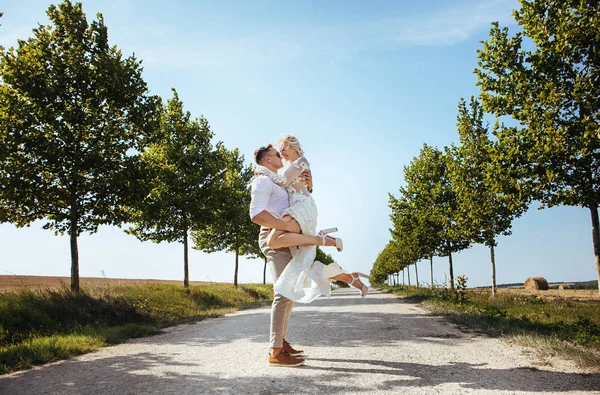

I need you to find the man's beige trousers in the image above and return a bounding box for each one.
[259,227,293,348]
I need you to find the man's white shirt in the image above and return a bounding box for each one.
[249,175,289,220]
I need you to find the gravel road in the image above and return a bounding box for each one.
[1,288,599,394]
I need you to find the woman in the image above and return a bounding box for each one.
[254,135,368,303]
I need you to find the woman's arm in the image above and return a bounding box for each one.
[276,157,310,187]
[275,162,304,187]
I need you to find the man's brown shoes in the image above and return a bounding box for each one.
[268,350,305,367]
[282,340,304,356]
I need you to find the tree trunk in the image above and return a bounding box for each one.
[263,257,267,284]
[407,266,411,286]
[490,243,497,297]
[70,222,79,291]
[183,227,189,288]
[415,261,419,288]
[448,244,455,290]
[234,247,239,288]
[402,270,405,286]
[590,205,600,295]
[430,256,434,288]
[70,194,79,293]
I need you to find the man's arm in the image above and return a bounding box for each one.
[252,210,302,233]
[249,176,301,233]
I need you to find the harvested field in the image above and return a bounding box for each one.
[0,275,212,292]
[471,287,600,301]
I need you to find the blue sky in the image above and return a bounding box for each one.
[0,0,595,287]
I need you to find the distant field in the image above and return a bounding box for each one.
[473,287,600,301]
[0,275,212,292]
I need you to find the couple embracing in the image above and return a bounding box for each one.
[249,135,368,367]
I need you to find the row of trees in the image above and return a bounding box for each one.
[0,1,262,292]
[371,0,600,294]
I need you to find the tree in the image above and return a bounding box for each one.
[126,89,224,288]
[476,0,600,293]
[192,150,258,287]
[371,240,409,287]
[236,233,265,284]
[370,244,397,286]
[315,246,334,265]
[0,1,159,292]
[252,244,268,285]
[389,191,438,287]
[448,97,528,295]
[401,145,471,289]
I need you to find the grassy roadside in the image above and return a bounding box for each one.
[0,283,273,375]
[380,285,600,371]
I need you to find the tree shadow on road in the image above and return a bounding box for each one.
[137,290,475,350]
[2,289,598,394]
[0,351,370,394]
[305,357,600,393]
[1,349,598,394]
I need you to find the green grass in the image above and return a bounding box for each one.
[380,285,600,370]
[0,283,273,374]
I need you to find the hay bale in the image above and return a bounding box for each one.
[524,277,549,290]
[559,284,571,290]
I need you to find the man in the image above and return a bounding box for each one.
[249,143,312,367]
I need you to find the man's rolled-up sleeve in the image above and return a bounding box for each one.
[249,177,271,220]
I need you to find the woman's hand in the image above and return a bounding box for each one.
[301,169,313,193]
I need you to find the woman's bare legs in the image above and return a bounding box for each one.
[329,272,368,296]
[266,216,295,248]
[266,215,339,250]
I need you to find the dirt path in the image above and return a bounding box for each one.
[1,289,598,394]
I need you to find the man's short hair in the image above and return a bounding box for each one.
[254,144,273,164]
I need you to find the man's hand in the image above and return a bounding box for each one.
[301,169,313,193]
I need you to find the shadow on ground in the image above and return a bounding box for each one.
[1,289,598,394]
[2,349,598,394]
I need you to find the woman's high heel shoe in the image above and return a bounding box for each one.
[349,272,368,297]
[318,227,338,235]
[318,232,343,252]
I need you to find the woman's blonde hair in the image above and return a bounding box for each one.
[278,135,304,157]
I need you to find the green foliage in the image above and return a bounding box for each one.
[455,274,468,304]
[449,97,528,248]
[315,246,334,264]
[476,0,600,209]
[191,149,258,285]
[0,1,159,232]
[0,333,105,374]
[127,89,224,244]
[445,98,529,293]
[238,284,274,301]
[0,282,273,374]
[387,145,471,288]
[125,89,227,286]
[475,0,600,291]
[476,0,600,290]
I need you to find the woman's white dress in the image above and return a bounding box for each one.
[272,157,344,303]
